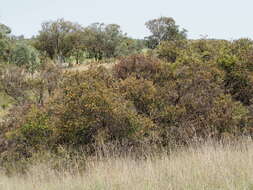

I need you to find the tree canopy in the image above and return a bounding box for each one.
[145,17,187,49]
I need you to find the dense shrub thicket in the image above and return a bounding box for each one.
[1,49,253,159]
[1,18,253,162]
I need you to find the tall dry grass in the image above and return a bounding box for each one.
[1,139,253,190]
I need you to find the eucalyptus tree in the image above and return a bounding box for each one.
[145,17,187,49]
[83,23,127,60]
[35,18,83,63]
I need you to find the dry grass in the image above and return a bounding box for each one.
[1,140,253,190]
[65,62,116,73]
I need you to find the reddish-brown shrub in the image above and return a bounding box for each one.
[114,55,161,80]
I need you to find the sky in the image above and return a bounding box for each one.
[0,0,252,40]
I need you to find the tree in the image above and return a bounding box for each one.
[0,24,11,63]
[103,24,124,57]
[145,17,187,49]
[35,19,82,63]
[83,23,126,60]
[115,38,145,57]
[82,23,105,60]
[0,24,11,38]
[11,42,41,73]
[64,30,86,64]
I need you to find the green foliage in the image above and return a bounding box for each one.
[145,17,187,49]
[11,43,41,73]
[3,69,156,154]
[115,38,145,57]
[35,18,83,62]
[64,30,86,64]
[16,106,52,148]
[218,54,237,72]
[157,40,188,62]
[51,80,156,146]
[0,23,12,63]
[216,41,253,105]
[0,24,11,38]
[114,55,249,144]
[83,23,139,60]
[119,77,159,116]
[231,38,253,71]
[34,19,143,62]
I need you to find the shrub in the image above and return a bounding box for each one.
[0,65,30,103]
[51,81,157,146]
[119,77,158,116]
[8,106,52,150]
[11,43,41,73]
[3,70,158,154]
[1,51,253,159]
[114,55,161,80]
[156,40,188,62]
[217,50,253,105]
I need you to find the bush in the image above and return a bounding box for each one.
[11,43,41,73]
[217,50,253,105]
[51,80,157,146]
[3,70,157,155]
[7,106,52,150]
[119,77,158,116]
[156,40,188,62]
[0,65,30,103]
[2,49,253,160]
[114,54,161,80]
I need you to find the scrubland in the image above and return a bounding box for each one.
[2,17,253,189]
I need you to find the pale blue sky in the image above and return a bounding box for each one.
[0,0,252,39]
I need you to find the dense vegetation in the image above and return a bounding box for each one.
[1,17,253,166]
